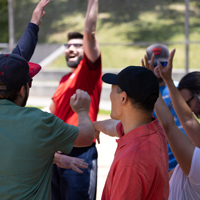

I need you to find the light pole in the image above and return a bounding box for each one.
[185,0,190,73]
[8,0,14,53]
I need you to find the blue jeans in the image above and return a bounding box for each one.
[51,143,97,200]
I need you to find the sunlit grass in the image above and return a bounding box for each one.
[45,3,200,71]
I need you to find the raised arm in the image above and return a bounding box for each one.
[142,54,195,176]
[12,0,49,61]
[155,93,195,175]
[93,119,119,144]
[83,0,100,62]
[70,89,95,147]
[156,50,200,147]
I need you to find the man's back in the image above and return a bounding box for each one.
[0,100,78,199]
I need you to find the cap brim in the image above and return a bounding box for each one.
[28,62,41,78]
[102,73,118,85]
[148,58,168,63]
[153,58,168,63]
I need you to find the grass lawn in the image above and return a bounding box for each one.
[1,1,200,70]
[42,2,200,70]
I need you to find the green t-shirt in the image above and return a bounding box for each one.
[0,99,79,199]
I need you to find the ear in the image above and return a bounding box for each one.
[18,85,25,98]
[120,91,128,105]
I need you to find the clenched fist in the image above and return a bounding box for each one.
[70,89,91,114]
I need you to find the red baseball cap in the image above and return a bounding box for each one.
[0,54,41,90]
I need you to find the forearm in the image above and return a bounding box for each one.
[73,111,95,147]
[155,92,195,175]
[84,0,98,35]
[12,23,38,61]
[166,80,200,146]
[83,0,100,62]
[93,119,119,137]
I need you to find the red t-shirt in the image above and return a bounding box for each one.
[52,54,102,126]
[101,119,169,200]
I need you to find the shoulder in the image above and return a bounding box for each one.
[82,53,102,71]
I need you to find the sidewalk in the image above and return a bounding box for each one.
[96,114,117,200]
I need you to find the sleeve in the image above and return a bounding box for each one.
[52,118,79,154]
[83,53,101,71]
[12,23,39,61]
[188,147,200,190]
[38,112,79,154]
[110,165,150,200]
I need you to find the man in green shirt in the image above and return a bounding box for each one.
[0,53,94,199]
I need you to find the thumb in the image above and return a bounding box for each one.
[157,65,163,77]
[97,135,100,144]
[70,93,76,104]
[42,11,46,17]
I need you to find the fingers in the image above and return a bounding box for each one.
[149,54,155,71]
[75,89,89,101]
[141,54,154,72]
[168,49,176,67]
[70,89,91,113]
[72,166,84,173]
[70,93,77,105]
[141,58,145,68]
[31,0,49,26]
[155,61,162,75]
[71,159,89,173]
[95,130,100,144]
[37,0,49,9]
[144,55,149,69]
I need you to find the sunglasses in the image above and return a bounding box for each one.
[154,62,168,67]
[28,79,33,88]
[186,96,194,105]
[64,43,83,49]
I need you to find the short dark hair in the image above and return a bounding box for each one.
[0,81,27,102]
[178,71,200,94]
[67,32,83,41]
[116,85,157,113]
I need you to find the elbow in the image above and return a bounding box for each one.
[85,127,95,146]
[74,127,95,147]
[84,28,96,39]
[86,135,95,146]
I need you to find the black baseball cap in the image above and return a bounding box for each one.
[146,44,169,63]
[102,66,159,103]
[0,54,41,90]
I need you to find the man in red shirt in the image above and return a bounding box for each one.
[48,0,102,199]
[94,66,169,200]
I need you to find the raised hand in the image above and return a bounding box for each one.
[30,0,49,27]
[70,89,91,114]
[141,53,159,77]
[156,49,176,83]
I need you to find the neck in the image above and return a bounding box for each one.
[120,108,153,135]
[71,68,76,73]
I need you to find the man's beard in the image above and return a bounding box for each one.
[21,87,29,107]
[66,55,83,68]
